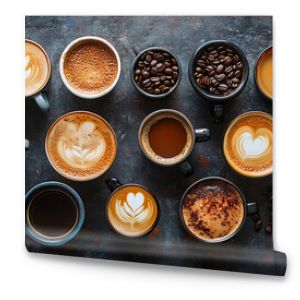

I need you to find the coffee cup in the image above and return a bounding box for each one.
[254,46,272,101]
[25,39,51,111]
[59,36,121,99]
[45,111,117,181]
[105,178,160,237]
[138,109,210,176]
[223,111,272,178]
[180,176,257,243]
[188,40,249,122]
[25,181,85,247]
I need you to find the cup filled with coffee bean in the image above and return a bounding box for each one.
[223,111,272,178]
[138,109,210,176]
[254,47,272,101]
[105,178,160,237]
[59,36,121,99]
[131,47,182,98]
[25,39,51,111]
[188,40,249,122]
[45,111,117,181]
[180,177,257,243]
[25,181,85,246]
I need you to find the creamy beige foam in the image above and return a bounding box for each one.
[25,40,50,96]
[224,112,272,177]
[46,111,117,181]
[107,185,158,237]
[140,112,193,166]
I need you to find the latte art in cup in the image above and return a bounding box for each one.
[46,111,117,181]
[107,185,159,237]
[25,40,51,96]
[223,111,272,177]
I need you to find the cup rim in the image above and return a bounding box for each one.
[130,47,182,99]
[25,181,85,247]
[138,109,196,166]
[25,39,52,97]
[105,183,160,238]
[59,36,121,99]
[179,176,247,243]
[188,40,249,102]
[223,110,273,178]
[45,110,118,181]
[254,46,273,101]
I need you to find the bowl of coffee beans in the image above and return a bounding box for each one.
[188,40,249,101]
[131,47,182,98]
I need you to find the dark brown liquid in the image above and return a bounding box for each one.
[28,190,78,237]
[148,118,187,158]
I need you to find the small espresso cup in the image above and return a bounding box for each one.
[180,177,257,243]
[59,36,121,99]
[188,40,249,122]
[25,39,51,111]
[105,178,160,237]
[25,181,85,247]
[138,109,210,176]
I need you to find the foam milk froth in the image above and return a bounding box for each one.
[107,185,158,237]
[224,112,272,177]
[25,40,50,96]
[46,112,117,180]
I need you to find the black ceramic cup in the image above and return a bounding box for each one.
[130,47,182,99]
[188,40,249,122]
[179,177,257,243]
[105,178,160,237]
[138,109,210,176]
[25,181,85,247]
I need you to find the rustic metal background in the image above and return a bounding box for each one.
[25,16,285,275]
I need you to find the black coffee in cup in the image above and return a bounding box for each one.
[27,189,78,238]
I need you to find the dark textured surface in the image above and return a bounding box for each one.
[25,16,283,275]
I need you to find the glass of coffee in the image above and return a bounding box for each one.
[223,111,272,177]
[25,39,51,111]
[59,36,121,99]
[25,181,85,246]
[105,178,159,237]
[138,109,210,176]
[180,177,257,243]
[45,111,117,181]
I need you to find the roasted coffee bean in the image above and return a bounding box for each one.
[215,73,226,81]
[205,65,214,72]
[134,50,179,95]
[236,62,243,70]
[224,56,232,66]
[232,77,240,83]
[235,70,242,78]
[225,65,233,73]
[227,71,235,78]
[217,83,228,91]
[216,64,224,74]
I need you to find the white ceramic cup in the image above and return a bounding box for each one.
[59,36,121,99]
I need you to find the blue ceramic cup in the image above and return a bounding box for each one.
[25,181,85,247]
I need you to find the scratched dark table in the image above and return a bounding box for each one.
[25,16,285,275]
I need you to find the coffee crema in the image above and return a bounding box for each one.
[107,185,158,237]
[46,111,117,181]
[140,112,193,165]
[63,39,118,95]
[223,111,272,177]
[256,47,272,99]
[25,40,51,96]
[182,179,245,241]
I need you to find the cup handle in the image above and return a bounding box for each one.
[195,128,210,142]
[33,92,50,112]
[178,160,193,177]
[246,202,258,215]
[210,103,224,123]
[105,178,122,192]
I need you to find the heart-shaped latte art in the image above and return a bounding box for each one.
[234,126,272,160]
[57,121,106,169]
[115,192,150,226]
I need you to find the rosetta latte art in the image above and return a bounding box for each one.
[57,121,106,169]
[115,192,151,227]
